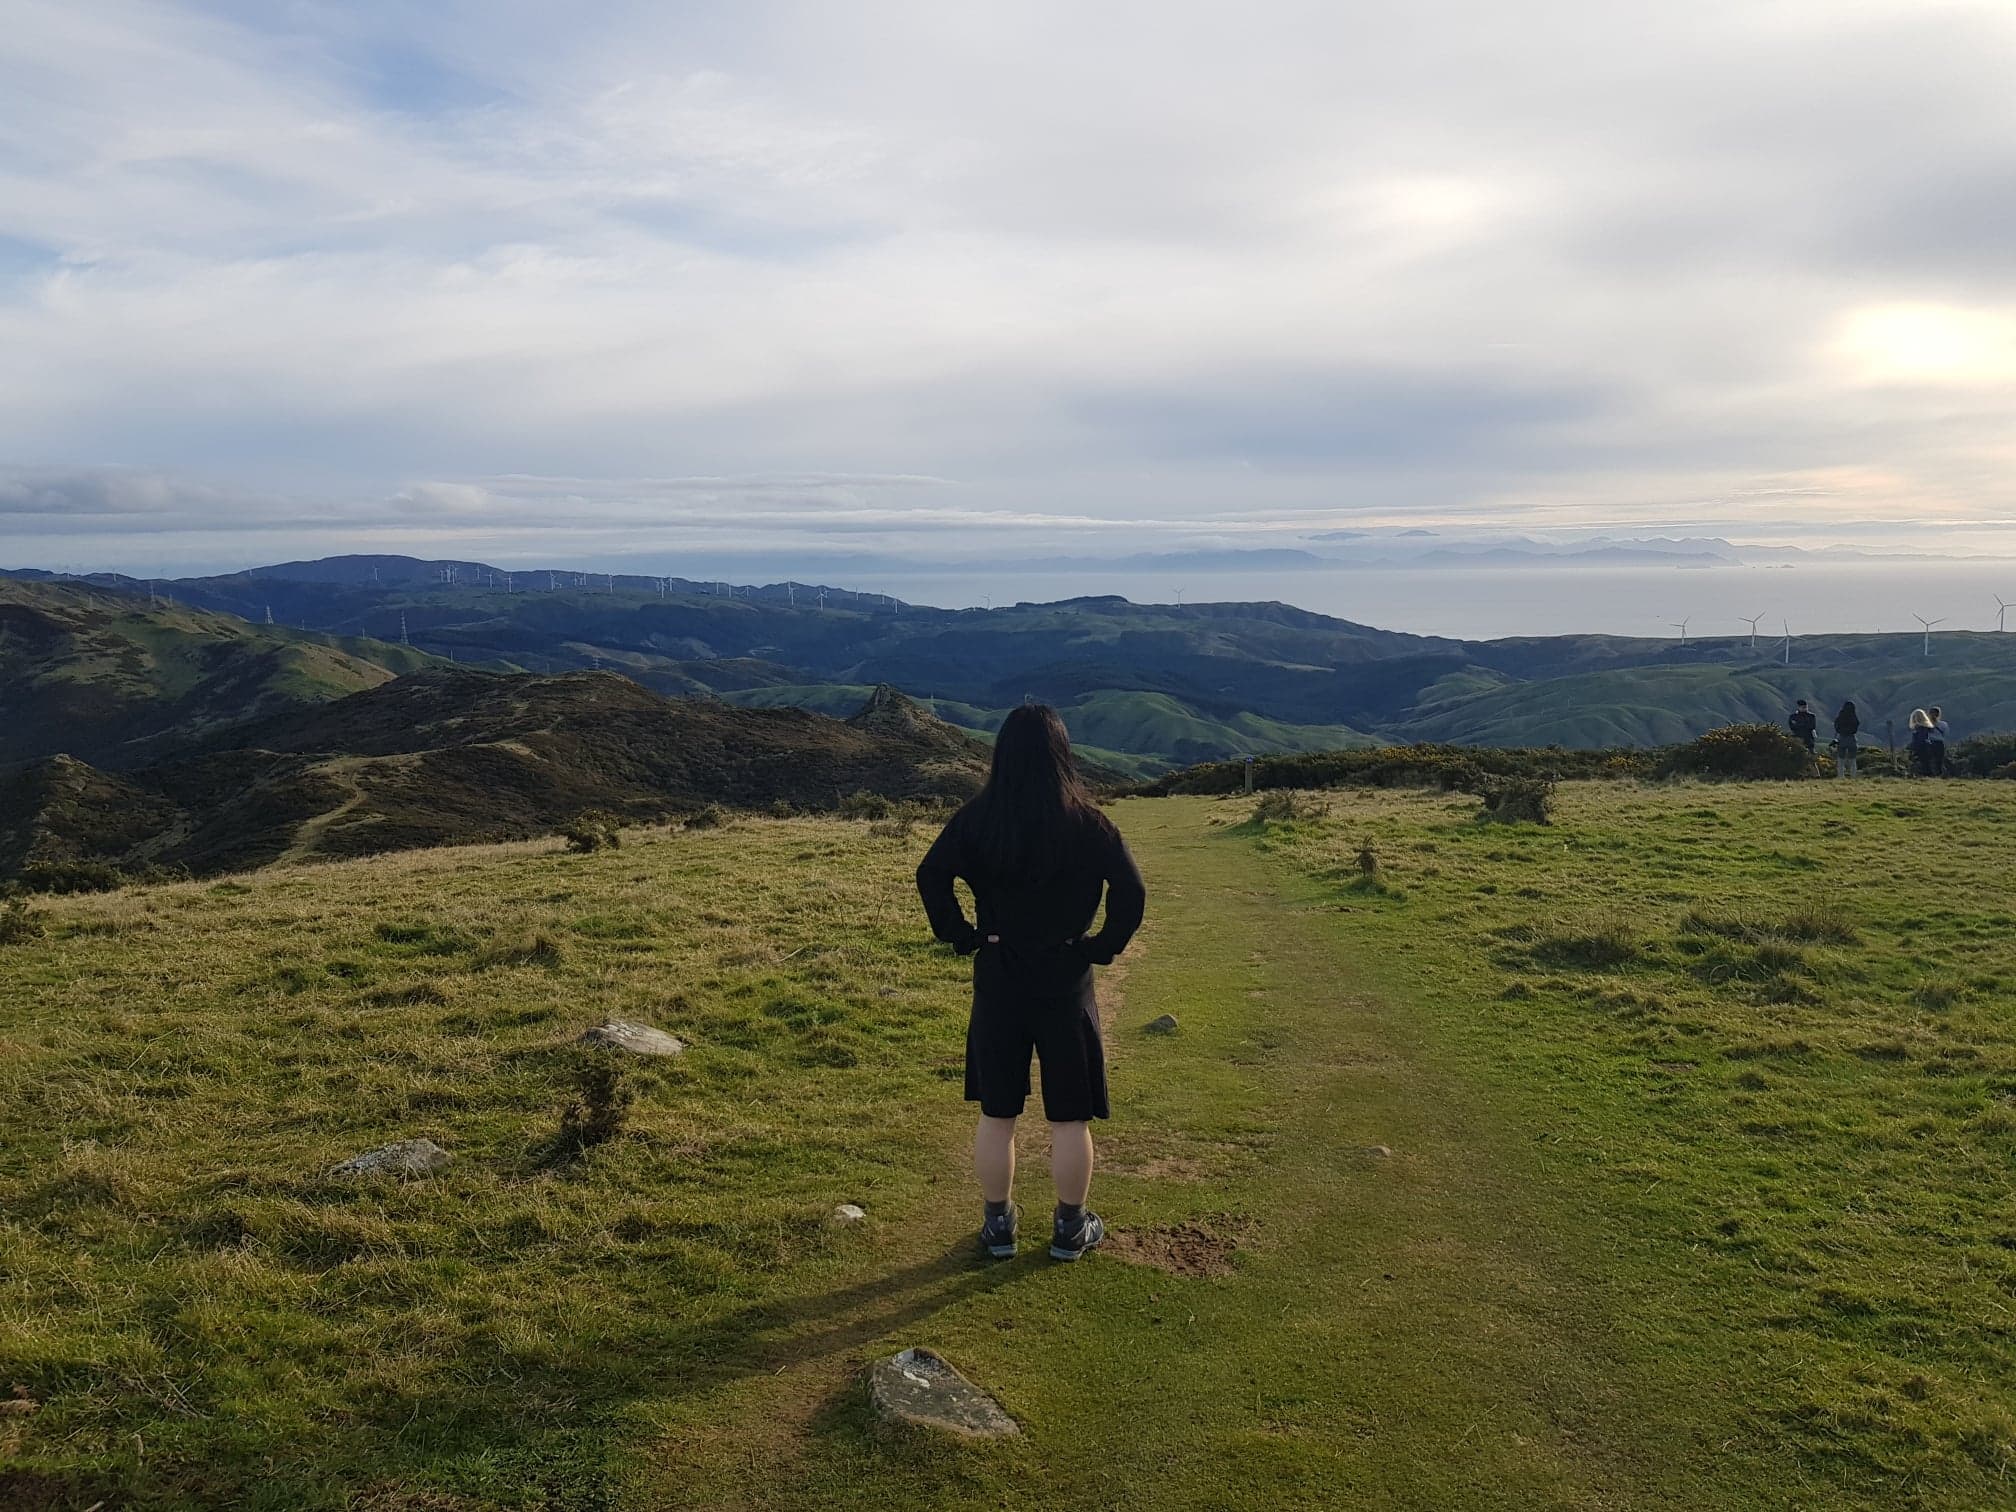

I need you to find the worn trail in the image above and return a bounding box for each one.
[634,798,1689,1509]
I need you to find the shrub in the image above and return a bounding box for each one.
[1665,724,1811,780]
[866,816,916,840]
[16,860,128,895]
[1354,839,1379,880]
[1477,776,1554,824]
[765,798,799,819]
[562,809,622,853]
[684,803,729,831]
[838,790,892,820]
[1952,732,2016,776]
[0,895,44,945]
[1134,743,1649,797]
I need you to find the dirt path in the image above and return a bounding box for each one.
[631,798,1692,1510]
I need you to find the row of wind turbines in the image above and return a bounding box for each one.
[1669,597,2016,659]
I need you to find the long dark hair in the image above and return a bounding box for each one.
[964,704,1105,876]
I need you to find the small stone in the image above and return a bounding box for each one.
[329,1138,452,1178]
[829,1203,867,1226]
[1143,1014,1179,1034]
[579,1020,684,1056]
[1362,1144,1392,1158]
[867,1348,1019,1439]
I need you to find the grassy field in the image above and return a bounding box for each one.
[3,782,2013,1508]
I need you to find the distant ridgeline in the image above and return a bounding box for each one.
[13,555,2016,772]
[6,562,2016,883]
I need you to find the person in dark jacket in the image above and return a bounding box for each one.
[1929,705,1949,776]
[1788,700,1818,767]
[1908,708,1936,776]
[916,703,1146,1262]
[1833,701,1860,779]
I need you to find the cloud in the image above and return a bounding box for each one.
[2,0,2016,569]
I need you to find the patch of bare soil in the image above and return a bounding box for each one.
[1106,1214,1255,1278]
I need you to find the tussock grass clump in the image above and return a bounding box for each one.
[562,808,623,853]
[0,894,45,944]
[1249,790,1327,824]
[1531,917,1643,969]
[684,803,730,831]
[545,1049,635,1159]
[472,930,567,970]
[838,790,892,820]
[1477,776,1554,825]
[866,815,916,840]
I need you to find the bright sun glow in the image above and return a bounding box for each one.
[1833,302,2016,386]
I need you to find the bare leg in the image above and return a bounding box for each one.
[1049,1120,1094,1205]
[974,1114,1017,1203]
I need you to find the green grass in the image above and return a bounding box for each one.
[1239,778,2016,1503]
[4,784,2014,1508]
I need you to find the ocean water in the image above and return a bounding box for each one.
[874,561,2016,640]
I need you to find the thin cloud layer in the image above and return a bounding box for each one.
[3,0,2015,571]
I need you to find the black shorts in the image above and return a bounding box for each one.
[963,942,1108,1121]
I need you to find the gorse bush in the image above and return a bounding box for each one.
[1665,724,1811,781]
[1138,744,1649,798]
[562,809,622,853]
[1952,732,2016,777]
[684,804,729,831]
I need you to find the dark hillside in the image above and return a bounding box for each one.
[0,672,993,882]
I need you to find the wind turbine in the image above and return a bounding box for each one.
[264,605,274,625]
[399,612,409,646]
[1670,617,1690,644]
[1997,594,2011,631]
[1780,619,1792,665]
[1914,613,1945,655]
[816,588,828,609]
[1740,613,1764,651]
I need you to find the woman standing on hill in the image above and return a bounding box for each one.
[916,705,1147,1262]
[1908,709,1936,776]
[1833,701,1859,779]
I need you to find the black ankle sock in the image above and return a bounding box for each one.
[984,1199,1011,1219]
[1055,1201,1084,1226]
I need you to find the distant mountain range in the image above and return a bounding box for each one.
[9,556,2016,804]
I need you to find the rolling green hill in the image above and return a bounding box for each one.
[0,579,434,769]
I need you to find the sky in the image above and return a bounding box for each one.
[5,0,2016,577]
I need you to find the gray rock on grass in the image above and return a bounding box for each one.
[828,1203,867,1226]
[329,1138,452,1178]
[868,1348,1019,1438]
[1143,1014,1179,1034]
[578,1020,685,1056]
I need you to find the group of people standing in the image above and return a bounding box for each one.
[1788,700,1951,777]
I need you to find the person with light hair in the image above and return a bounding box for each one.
[1908,708,1936,777]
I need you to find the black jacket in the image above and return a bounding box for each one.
[916,806,1146,967]
[1789,709,1817,745]
[1835,711,1860,739]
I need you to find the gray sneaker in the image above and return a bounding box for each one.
[1049,1210,1106,1261]
[979,1204,1018,1259]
